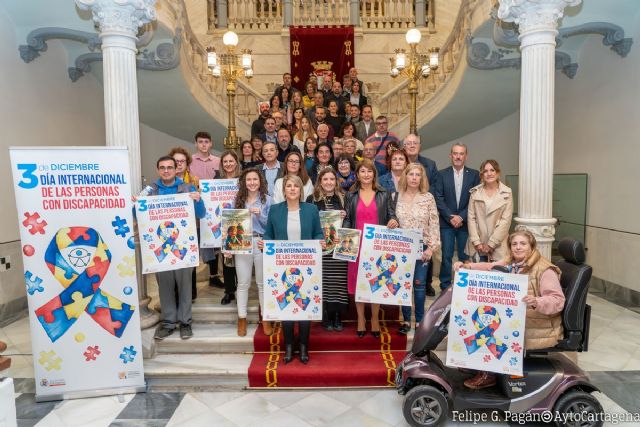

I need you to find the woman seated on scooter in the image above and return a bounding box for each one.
[453,229,565,389]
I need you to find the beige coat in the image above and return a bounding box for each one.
[466,182,513,261]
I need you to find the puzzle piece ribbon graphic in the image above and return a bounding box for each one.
[276,267,310,311]
[35,227,135,342]
[154,221,187,262]
[368,253,401,295]
[463,305,508,360]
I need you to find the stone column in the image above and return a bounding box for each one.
[216,0,228,28]
[349,0,360,26]
[283,0,293,27]
[76,0,160,329]
[498,0,581,258]
[415,0,426,28]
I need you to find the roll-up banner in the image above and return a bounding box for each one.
[10,147,145,402]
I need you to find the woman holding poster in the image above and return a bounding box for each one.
[466,160,513,262]
[272,151,314,203]
[232,168,272,337]
[343,159,398,337]
[454,230,565,389]
[263,175,325,364]
[395,163,440,335]
[216,151,242,305]
[306,168,348,332]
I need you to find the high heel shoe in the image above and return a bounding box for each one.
[356,330,366,338]
[283,344,293,364]
[299,344,309,364]
[371,330,381,338]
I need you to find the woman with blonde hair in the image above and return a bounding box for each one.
[395,163,440,335]
[263,174,325,364]
[454,229,565,389]
[466,159,513,262]
[293,116,316,152]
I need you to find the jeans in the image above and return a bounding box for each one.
[234,240,264,318]
[439,227,469,290]
[402,254,430,324]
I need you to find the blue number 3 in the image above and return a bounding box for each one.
[265,242,275,255]
[364,226,374,240]
[138,200,148,212]
[17,164,38,189]
[455,271,469,288]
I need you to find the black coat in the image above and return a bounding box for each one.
[342,188,397,228]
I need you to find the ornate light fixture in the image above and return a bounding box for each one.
[389,28,439,134]
[207,31,254,150]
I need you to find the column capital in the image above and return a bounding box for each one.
[76,0,157,35]
[497,0,581,33]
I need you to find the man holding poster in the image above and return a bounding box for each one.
[138,156,205,341]
[449,230,565,388]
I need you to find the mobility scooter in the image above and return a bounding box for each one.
[395,238,604,426]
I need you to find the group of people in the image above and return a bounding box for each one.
[146,75,567,376]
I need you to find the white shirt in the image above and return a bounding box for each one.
[287,209,302,240]
[453,167,464,208]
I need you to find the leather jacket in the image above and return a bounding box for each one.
[342,188,397,228]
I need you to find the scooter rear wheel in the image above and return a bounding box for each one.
[553,390,604,427]
[402,385,448,427]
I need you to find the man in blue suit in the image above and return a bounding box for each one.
[435,143,480,290]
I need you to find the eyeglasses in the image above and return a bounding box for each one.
[158,166,175,171]
[174,159,186,164]
[404,140,419,146]
[338,160,350,166]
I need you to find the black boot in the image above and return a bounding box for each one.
[322,310,333,331]
[299,343,309,364]
[284,344,293,364]
[333,311,343,332]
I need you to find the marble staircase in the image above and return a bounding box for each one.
[143,266,416,391]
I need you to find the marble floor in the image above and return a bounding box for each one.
[2,292,640,426]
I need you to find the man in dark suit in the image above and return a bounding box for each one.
[355,105,375,142]
[435,143,480,290]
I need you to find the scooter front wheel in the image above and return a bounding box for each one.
[402,385,448,427]
[553,390,604,427]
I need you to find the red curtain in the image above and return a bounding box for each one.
[289,26,355,91]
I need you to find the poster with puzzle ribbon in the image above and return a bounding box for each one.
[10,147,145,401]
[262,240,323,321]
[199,178,238,248]
[135,193,199,274]
[446,270,527,376]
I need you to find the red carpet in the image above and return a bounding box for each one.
[248,306,407,388]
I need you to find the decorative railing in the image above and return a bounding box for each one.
[375,0,478,125]
[161,0,260,131]
[211,0,433,32]
[360,0,416,30]
[292,0,351,27]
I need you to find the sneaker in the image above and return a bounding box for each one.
[398,323,411,336]
[180,324,193,340]
[154,325,174,340]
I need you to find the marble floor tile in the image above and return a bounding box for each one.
[164,393,213,426]
[35,393,134,427]
[246,408,314,427]
[318,390,377,408]
[284,392,351,426]
[109,421,169,427]
[115,392,183,421]
[14,393,59,421]
[255,390,313,408]
[167,409,235,427]
[189,391,247,410]
[214,393,279,426]
[322,407,392,427]
[358,390,406,426]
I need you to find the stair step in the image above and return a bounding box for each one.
[156,323,257,354]
[144,353,252,391]
[191,302,260,323]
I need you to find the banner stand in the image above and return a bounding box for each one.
[36,385,147,403]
